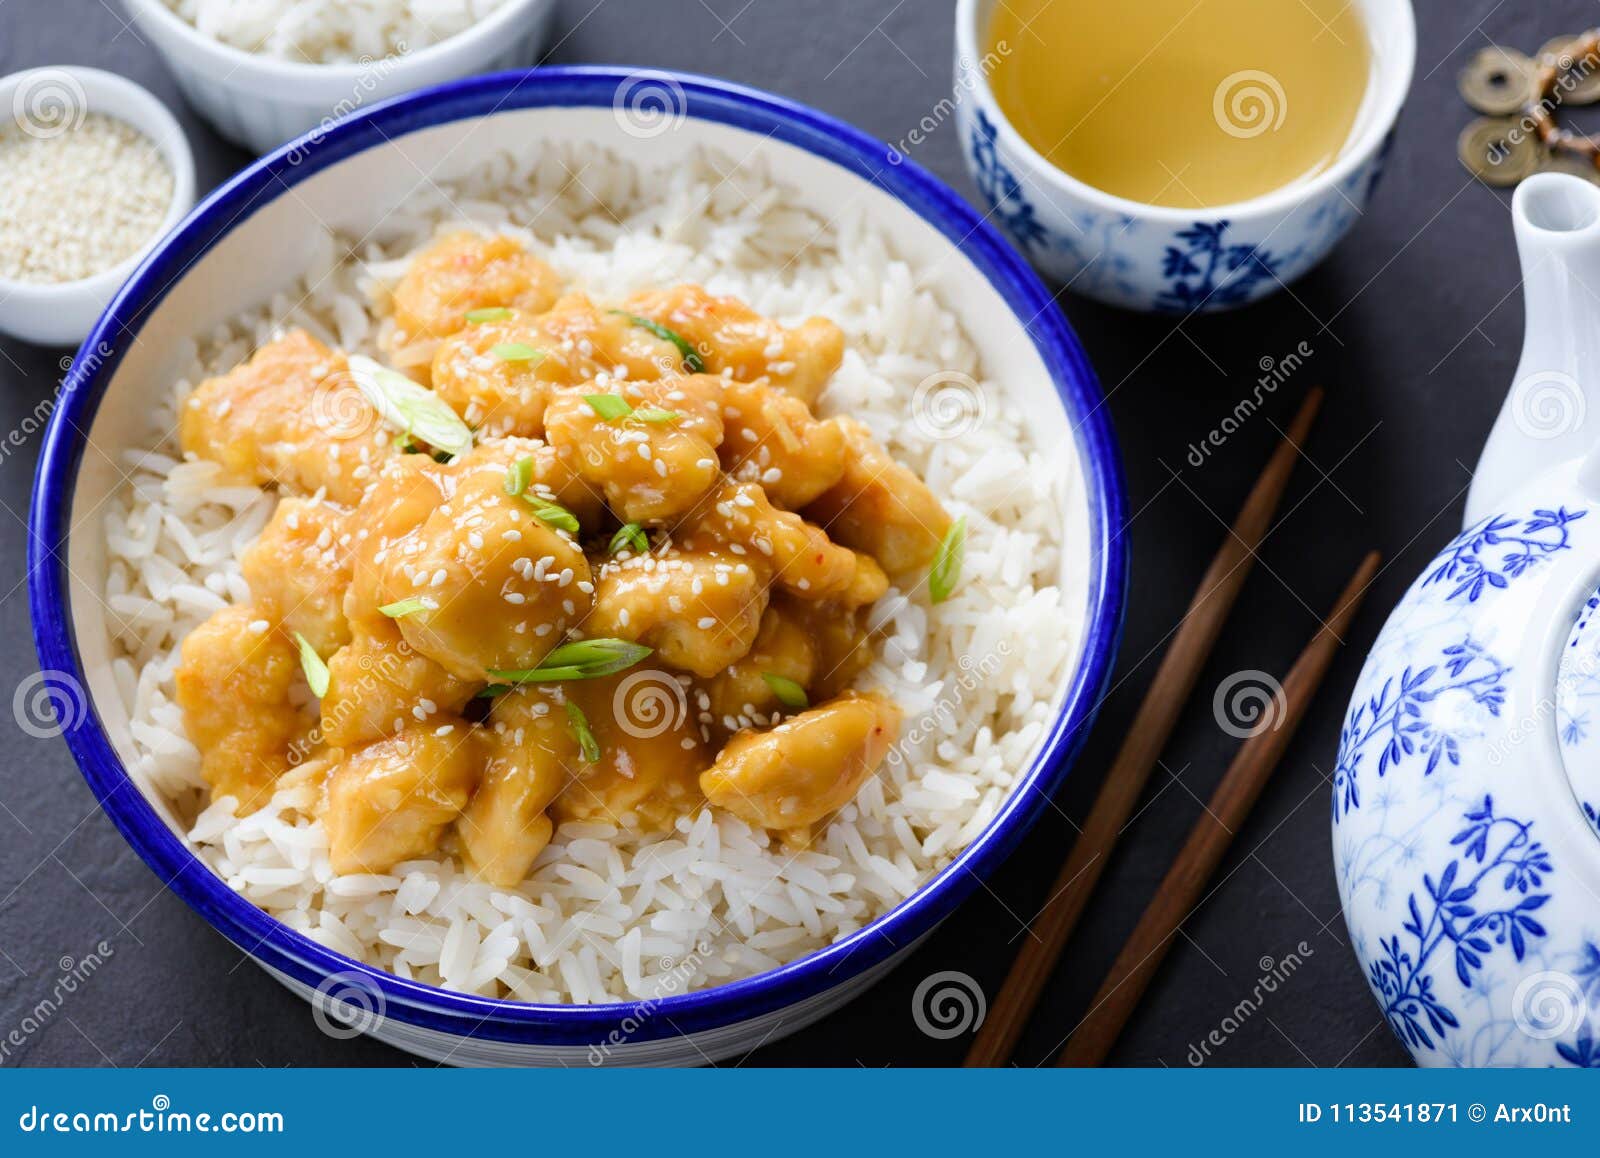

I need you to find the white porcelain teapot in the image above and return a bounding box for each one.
[1335,173,1600,1067]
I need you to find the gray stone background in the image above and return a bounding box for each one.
[0,0,1558,1066]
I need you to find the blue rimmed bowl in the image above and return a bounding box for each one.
[29,67,1127,1066]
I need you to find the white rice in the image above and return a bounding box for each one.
[99,141,1084,1004]
[160,0,510,63]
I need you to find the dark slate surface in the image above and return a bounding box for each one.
[0,0,1555,1067]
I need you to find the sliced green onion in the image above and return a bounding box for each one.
[928,516,966,605]
[520,493,580,535]
[583,393,634,421]
[608,523,648,556]
[761,673,810,710]
[378,597,431,619]
[491,342,544,363]
[477,684,512,700]
[292,631,330,698]
[609,310,705,373]
[465,307,513,324]
[504,456,533,497]
[347,354,473,460]
[488,639,653,685]
[632,407,681,425]
[565,700,601,763]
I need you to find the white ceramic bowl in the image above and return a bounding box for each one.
[952,0,1416,312]
[30,68,1128,1066]
[0,67,195,347]
[121,0,555,154]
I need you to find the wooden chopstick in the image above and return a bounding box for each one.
[1056,549,1381,1067]
[964,387,1324,1068]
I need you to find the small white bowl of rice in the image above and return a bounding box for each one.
[122,0,555,153]
[29,67,1127,1066]
[0,67,195,346]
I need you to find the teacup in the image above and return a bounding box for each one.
[952,0,1416,312]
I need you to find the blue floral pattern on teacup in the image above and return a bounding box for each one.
[957,68,1397,313]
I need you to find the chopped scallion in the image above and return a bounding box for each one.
[761,673,810,710]
[378,597,430,619]
[520,493,580,534]
[928,516,966,604]
[609,523,648,556]
[565,701,601,763]
[609,310,705,373]
[347,354,473,460]
[583,393,634,421]
[491,342,544,363]
[465,307,513,323]
[504,455,533,497]
[488,638,653,685]
[292,631,330,698]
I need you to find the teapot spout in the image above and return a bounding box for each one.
[1466,173,1600,526]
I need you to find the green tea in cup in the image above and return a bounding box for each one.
[985,0,1372,208]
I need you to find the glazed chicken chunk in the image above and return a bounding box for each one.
[320,618,478,749]
[429,294,684,437]
[174,606,305,812]
[389,232,562,355]
[548,675,707,828]
[806,416,953,575]
[682,480,886,605]
[322,719,483,875]
[457,689,571,886]
[623,284,845,406]
[376,462,594,682]
[718,377,847,510]
[543,374,724,524]
[700,692,902,839]
[241,496,355,656]
[180,329,392,506]
[700,598,818,725]
[585,546,768,679]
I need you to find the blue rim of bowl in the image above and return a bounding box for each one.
[29,66,1128,1046]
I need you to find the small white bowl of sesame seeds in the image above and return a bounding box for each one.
[0,66,196,347]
